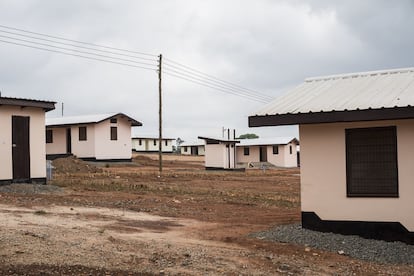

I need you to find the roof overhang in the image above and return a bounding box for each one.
[198,136,240,144]
[0,97,56,112]
[249,106,414,127]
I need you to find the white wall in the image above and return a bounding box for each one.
[0,106,46,180]
[300,119,414,231]
[235,143,298,167]
[94,116,132,160]
[204,143,236,169]
[133,138,174,152]
[71,124,95,158]
[46,127,66,155]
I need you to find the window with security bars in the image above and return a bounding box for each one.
[346,126,398,197]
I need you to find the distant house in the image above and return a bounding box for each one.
[132,136,174,153]
[180,140,205,156]
[249,67,414,244]
[46,113,142,161]
[237,137,299,167]
[0,96,55,184]
[198,136,239,170]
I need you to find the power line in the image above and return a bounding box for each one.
[0,24,157,58]
[0,34,157,67]
[162,67,271,102]
[0,29,157,62]
[163,71,269,103]
[0,24,271,102]
[0,39,157,71]
[164,57,273,100]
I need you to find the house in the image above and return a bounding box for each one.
[180,140,205,156]
[46,113,142,161]
[249,67,414,244]
[132,136,175,153]
[237,137,299,167]
[198,136,239,170]
[0,96,55,184]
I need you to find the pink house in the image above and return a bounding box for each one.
[46,113,141,161]
[249,67,414,244]
[0,96,55,184]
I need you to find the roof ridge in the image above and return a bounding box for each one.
[305,67,414,82]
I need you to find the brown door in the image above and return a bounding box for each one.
[12,116,31,182]
[260,146,267,162]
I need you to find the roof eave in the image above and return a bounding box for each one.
[0,97,56,112]
[249,106,414,127]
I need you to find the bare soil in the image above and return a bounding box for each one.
[0,154,412,275]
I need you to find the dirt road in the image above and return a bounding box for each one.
[0,155,412,275]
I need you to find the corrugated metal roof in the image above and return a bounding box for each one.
[0,96,56,111]
[238,137,298,146]
[132,136,175,140]
[181,140,205,147]
[254,67,414,116]
[46,113,142,127]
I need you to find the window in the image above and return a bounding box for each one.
[244,147,249,156]
[273,145,279,154]
[184,146,188,152]
[110,127,117,140]
[153,140,157,146]
[139,139,142,146]
[346,126,398,197]
[165,140,168,146]
[79,126,87,141]
[289,145,292,154]
[46,129,53,143]
[110,118,117,123]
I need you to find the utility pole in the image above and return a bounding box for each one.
[158,54,163,174]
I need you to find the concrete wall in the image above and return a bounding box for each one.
[132,138,174,152]
[204,143,236,169]
[46,127,66,155]
[181,145,205,156]
[300,119,414,231]
[94,117,132,160]
[0,106,46,181]
[236,143,298,167]
[236,146,260,163]
[71,124,96,158]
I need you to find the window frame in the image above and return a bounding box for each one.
[273,145,279,155]
[110,126,118,141]
[79,126,87,141]
[243,147,249,156]
[46,129,53,144]
[345,126,399,198]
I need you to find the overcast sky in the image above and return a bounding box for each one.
[1,0,414,142]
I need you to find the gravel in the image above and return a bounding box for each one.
[251,223,414,264]
[0,184,64,195]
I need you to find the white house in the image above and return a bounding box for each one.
[46,113,142,161]
[237,137,299,167]
[249,67,414,244]
[180,140,205,156]
[0,96,55,184]
[198,136,239,170]
[132,136,175,153]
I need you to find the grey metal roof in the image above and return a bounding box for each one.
[238,137,298,147]
[46,113,142,127]
[0,96,56,111]
[254,67,414,116]
[198,136,240,143]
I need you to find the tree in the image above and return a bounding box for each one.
[237,133,259,139]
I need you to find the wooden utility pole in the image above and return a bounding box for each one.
[158,54,163,174]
